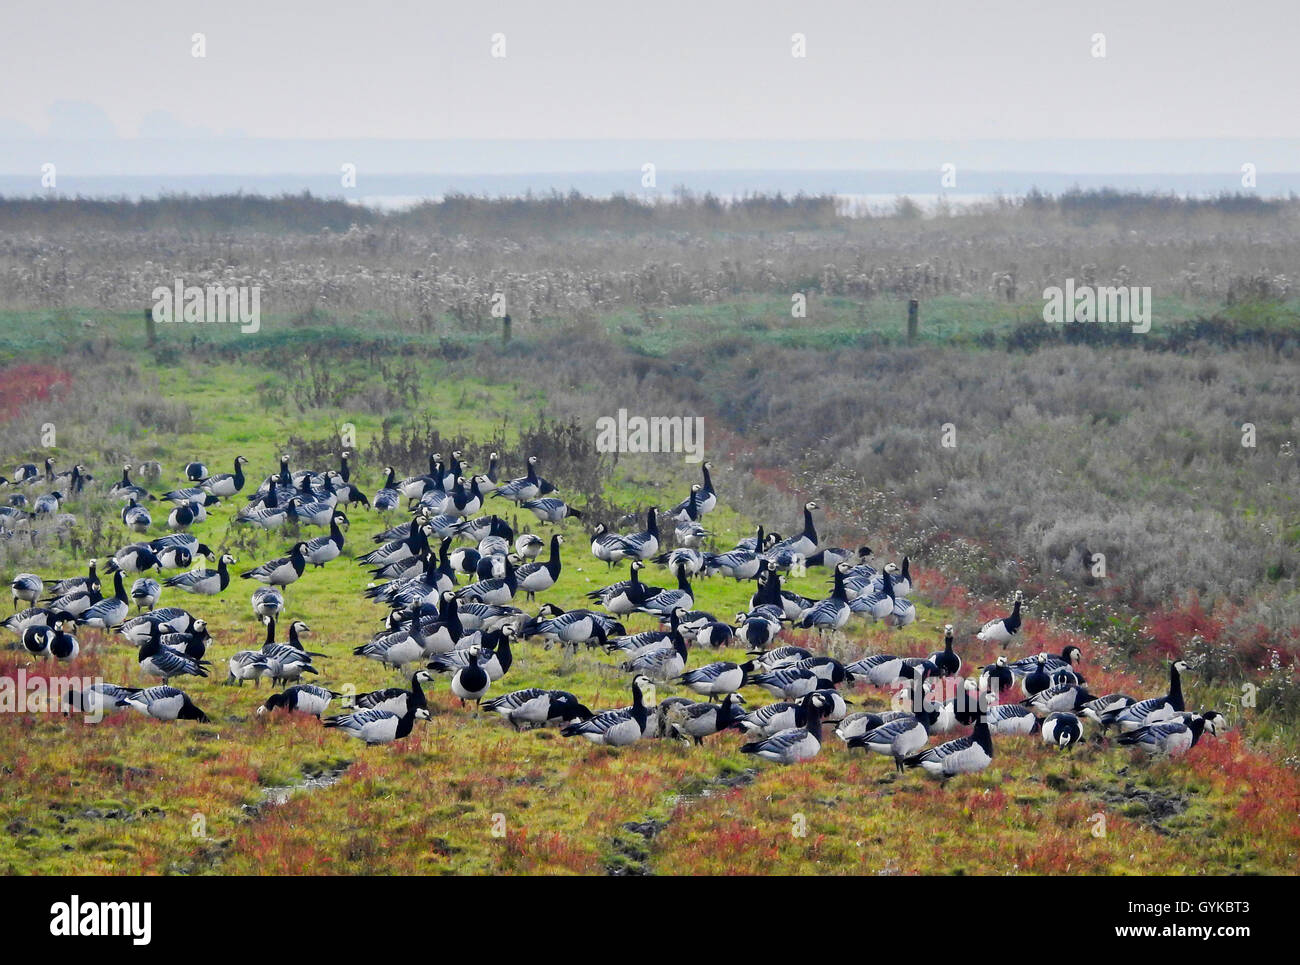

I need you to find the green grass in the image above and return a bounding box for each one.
[2,354,1298,875]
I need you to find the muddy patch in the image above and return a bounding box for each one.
[243,761,351,818]
[1100,781,1189,833]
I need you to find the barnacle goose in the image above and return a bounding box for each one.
[521,604,620,650]
[158,619,211,661]
[118,606,198,645]
[1025,678,1095,714]
[259,684,341,717]
[750,664,822,700]
[608,508,660,563]
[850,565,898,621]
[261,618,325,687]
[740,692,828,764]
[137,624,209,681]
[848,715,932,773]
[166,496,217,530]
[587,559,655,614]
[692,618,734,649]
[118,686,210,722]
[638,563,694,617]
[448,646,492,705]
[978,655,1014,694]
[45,560,97,598]
[64,682,139,716]
[1041,712,1083,748]
[734,611,780,652]
[77,572,130,629]
[373,467,403,513]
[354,612,428,669]
[986,702,1039,736]
[324,695,430,745]
[183,461,208,482]
[904,717,994,779]
[483,688,593,731]
[1078,693,1136,733]
[429,626,516,683]
[150,535,212,569]
[845,653,934,689]
[250,585,284,621]
[48,621,79,660]
[767,502,819,560]
[303,513,348,566]
[519,497,582,524]
[343,671,433,718]
[165,553,236,596]
[663,693,746,745]
[561,675,654,746]
[930,625,962,677]
[43,581,101,619]
[746,643,811,669]
[10,573,42,609]
[120,497,151,533]
[1115,660,1189,732]
[514,534,563,601]
[227,649,270,686]
[1118,711,1222,756]
[493,455,553,503]
[589,523,624,568]
[678,660,748,698]
[514,533,545,561]
[130,577,160,611]
[201,456,248,497]
[621,615,689,681]
[103,543,163,575]
[834,711,890,743]
[976,591,1023,647]
[109,465,152,503]
[798,563,852,631]
[240,543,308,587]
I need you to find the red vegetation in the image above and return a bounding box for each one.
[0,363,72,421]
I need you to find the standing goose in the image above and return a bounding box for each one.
[201,456,249,497]
[251,585,285,620]
[77,571,130,629]
[750,664,822,700]
[514,534,564,602]
[740,692,829,764]
[121,498,152,533]
[986,702,1039,736]
[1009,645,1083,677]
[678,661,749,699]
[610,508,660,563]
[137,624,209,681]
[1021,654,1053,698]
[1118,711,1223,756]
[482,688,593,731]
[492,455,549,503]
[560,675,654,747]
[373,467,403,513]
[44,560,97,598]
[428,625,516,682]
[797,562,852,631]
[637,563,694,617]
[10,573,42,610]
[514,533,545,560]
[904,717,995,780]
[589,523,623,568]
[1115,660,1189,733]
[929,625,962,677]
[586,559,653,614]
[165,554,236,596]
[669,461,717,517]
[456,554,519,605]
[167,496,216,531]
[43,581,102,619]
[978,655,1014,694]
[324,694,430,746]
[662,693,747,745]
[621,614,689,681]
[303,512,348,566]
[767,501,819,560]
[1077,693,1136,734]
[847,715,933,774]
[976,591,1023,647]
[110,465,152,502]
[519,496,582,524]
[343,671,433,717]
[118,686,209,722]
[449,646,491,706]
[240,543,309,587]
[130,577,161,611]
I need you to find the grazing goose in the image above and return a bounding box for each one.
[11,462,39,484]
[703,544,764,581]
[978,655,1014,694]
[201,456,248,497]
[456,554,519,605]
[103,543,162,575]
[3,605,70,637]
[150,535,212,569]
[483,688,593,731]
[22,623,56,656]
[514,534,563,602]
[1041,712,1084,748]
[609,508,660,563]
[161,484,208,506]
[1025,679,1095,715]
[1115,660,1189,733]
[663,693,747,745]
[324,696,430,746]
[977,591,1023,647]
[520,604,620,650]
[118,686,210,722]
[561,675,654,747]
[77,572,130,629]
[251,585,285,620]
[158,619,211,661]
[33,491,65,515]
[234,493,303,530]
[848,715,932,773]
[121,498,152,533]
[165,554,236,596]
[64,682,139,717]
[428,626,516,683]
[746,643,812,670]
[344,672,433,718]
[740,692,828,764]
[118,606,198,645]
[930,626,961,677]
[986,702,1039,736]
[183,461,208,482]
[834,711,890,743]
[678,660,748,698]
[10,573,42,610]
[845,653,933,689]
[354,612,428,669]
[733,611,780,652]
[692,618,735,649]
[805,546,866,569]
[904,718,995,780]
[454,514,514,544]
[655,546,706,578]
[519,496,582,524]
[798,563,852,631]
[259,684,340,717]
[240,543,308,587]
[137,625,209,681]
[734,700,807,738]
[303,513,348,566]
[1118,711,1222,757]
[514,533,545,560]
[226,649,270,686]
[130,577,161,611]
[1078,693,1136,734]
[166,496,217,531]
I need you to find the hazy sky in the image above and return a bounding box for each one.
[2,0,1294,142]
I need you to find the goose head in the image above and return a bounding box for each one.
[220,554,237,566]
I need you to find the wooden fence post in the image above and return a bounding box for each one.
[907,299,919,343]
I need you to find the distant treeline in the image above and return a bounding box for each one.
[0,187,1295,234]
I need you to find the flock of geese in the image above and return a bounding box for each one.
[3,451,1224,780]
